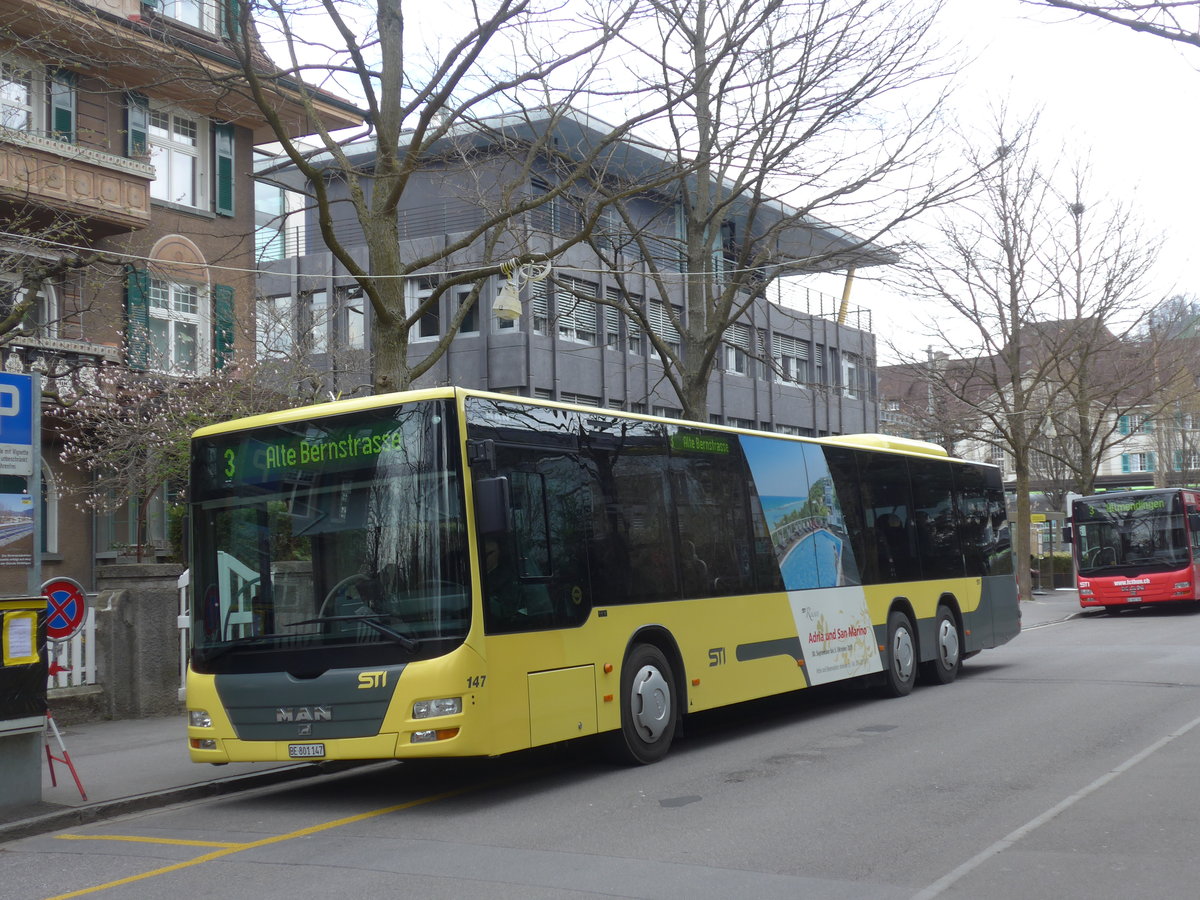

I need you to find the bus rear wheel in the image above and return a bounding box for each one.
[920,605,961,685]
[610,644,677,765]
[881,610,917,697]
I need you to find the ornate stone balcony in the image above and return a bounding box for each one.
[0,130,154,234]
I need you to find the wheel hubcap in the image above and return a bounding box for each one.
[938,618,960,667]
[892,627,914,682]
[630,665,671,741]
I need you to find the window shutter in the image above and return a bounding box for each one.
[212,284,235,369]
[126,92,149,158]
[1121,453,1130,474]
[221,0,244,40]
[530,280,548,332]
[1148,452,1156,472]
[125,265,151,371]
[49,69,76,143]
[1117,415,1129,435]
[1175,449,1184,471]
[214,123,235,216]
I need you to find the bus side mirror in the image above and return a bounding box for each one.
[475,476,511,537]
[1061,524,1072,544]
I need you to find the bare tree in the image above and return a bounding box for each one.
[1029,168,1174,498]
[55,351,336,561]
[1027,1,1200,49]
[573,0,960,418]
[216,0,679,394]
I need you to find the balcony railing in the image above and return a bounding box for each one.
[0,129,154,233]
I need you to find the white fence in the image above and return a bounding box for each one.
[46,606,97,689]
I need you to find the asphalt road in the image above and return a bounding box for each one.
[6,602,1200,900]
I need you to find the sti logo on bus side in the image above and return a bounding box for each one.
[275,706,332,723]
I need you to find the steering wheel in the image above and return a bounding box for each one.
[317,573,372,619]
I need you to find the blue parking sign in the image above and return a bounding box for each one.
[0,372,34,476]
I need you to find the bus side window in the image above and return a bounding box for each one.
[859,452,918,583]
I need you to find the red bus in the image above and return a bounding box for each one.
[1071,489,1200,613]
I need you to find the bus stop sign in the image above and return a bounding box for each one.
[42,577,88,643]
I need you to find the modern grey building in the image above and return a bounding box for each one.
[256,111,889,436]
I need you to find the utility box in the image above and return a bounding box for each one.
[0,597,48,810]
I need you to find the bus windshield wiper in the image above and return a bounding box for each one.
[287,614,419,651]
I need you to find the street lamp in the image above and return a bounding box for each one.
[492,259,552,320]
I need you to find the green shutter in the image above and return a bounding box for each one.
[221,0,243,40]
[49,70,76,143]
[126,92,149,158]
[1121,454,1130,474]
[214,123,235,216]
[125,266,151,371]
[1175,450,1184,471]
[1117,415,1129,435]
[213,284,235,369]
[1148,452,1156,472]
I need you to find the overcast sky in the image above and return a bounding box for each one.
[837,0,1200,362]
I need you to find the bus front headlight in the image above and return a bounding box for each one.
[413,697,462,719]
[189,709,213,728]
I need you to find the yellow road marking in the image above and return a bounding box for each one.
[55,835,243,849]
[43,783,478,900]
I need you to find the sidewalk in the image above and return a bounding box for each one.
[0,714,329,843]
[1,589,1082,844]
[1021,586,1082,628]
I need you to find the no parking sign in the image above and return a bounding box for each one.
[41,577,88,643]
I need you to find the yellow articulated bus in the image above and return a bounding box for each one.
[186,388,1019,765]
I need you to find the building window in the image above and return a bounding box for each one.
[0,278,58,338]
[773,333,809,384]
[406,277,439,340]
[256,295,293,359]
[451,288,478,336]
[842,352,863,398]
[559,392,601,406]
[648,300,682,358]
[724,322,752,375]
[1123,452,1155,473]
[605,287,642,353]
[529,279,549,335]
[304,289,329,353]
[1119,413,1151,435]
[604,305,623,351]
[149,107,207,208]
[149,277,207,374]
[0,58,38,132]
[159,0,222,33]
[338,285,367,349]
[556,277,598,344]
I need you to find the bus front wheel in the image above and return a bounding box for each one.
[919,605,961,685]
[882,610,917,698]
[610,644,677,765]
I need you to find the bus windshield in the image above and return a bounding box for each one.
[189,399,469,673]
[1074,492,1190,575]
